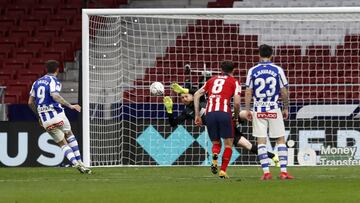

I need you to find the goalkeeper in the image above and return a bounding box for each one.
[163,83,279,166]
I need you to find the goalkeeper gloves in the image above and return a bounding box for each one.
[163,96,173,114]
[171,83,189,94]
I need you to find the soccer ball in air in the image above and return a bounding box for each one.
[150,82,164,96]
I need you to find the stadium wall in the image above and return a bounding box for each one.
[0,122,81,167]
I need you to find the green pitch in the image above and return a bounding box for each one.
[1,166,360,203]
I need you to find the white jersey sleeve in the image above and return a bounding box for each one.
[49,77,61,93]
[245,68,254,88]
[278,68,288,88]
[29,82,35,97]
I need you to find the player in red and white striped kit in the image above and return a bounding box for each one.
[194,61,241,178]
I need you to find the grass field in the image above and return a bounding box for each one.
[1,166,360,203]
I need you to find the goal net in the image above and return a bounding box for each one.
[82,8,360,167]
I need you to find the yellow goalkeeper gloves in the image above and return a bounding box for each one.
[163,96,173,114]
[171,83,189,94]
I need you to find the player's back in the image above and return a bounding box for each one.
[246,62,288,112]
[204,75,240,113]
[31,75,63,116]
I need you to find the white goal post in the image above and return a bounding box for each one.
[82,7,360,167]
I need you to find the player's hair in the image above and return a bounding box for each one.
[220,61,234,74]
[45,60,60,73]
[259,44,273,58]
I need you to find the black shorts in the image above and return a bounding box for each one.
[205,111,234,141]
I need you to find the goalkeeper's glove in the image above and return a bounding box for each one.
[171,83,189,94]
[163,96,173,114]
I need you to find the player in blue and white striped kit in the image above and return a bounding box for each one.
[244,45,293,180]
[28,60,91,174]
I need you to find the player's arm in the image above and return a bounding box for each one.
[280,87,289,119]
[244,69,254,121]
[28,96,39,118]
[28,83,40,119]
[167,111,188,128]
[48,78,81,112]
[244,88,253,121]
[233,80,242,122]
[194,87,205,126]
[244,88,252,111]
[171,83,189,94]
[50,93,81,112]
[279,68,289,119]
[233,94,241,122]
[163,96,187,127]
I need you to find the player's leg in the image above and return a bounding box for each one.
[238,110,279,166]
[275,136,293,179]
[47,128,87,174]
[269,109,293,180]
[64,131,82,162]
[211,140,221,175]
[237,138,279,166]
[58,113,91,174]
[64,130,92,174]
[218,112,234,178]
[257,137,272,180]
[234,130,268,155]
[60,113,92,174]
[61,113,82,162]
[253,112,272,180]
[219,137,233,179]
[49,128,78,166]
[205,112,221,175]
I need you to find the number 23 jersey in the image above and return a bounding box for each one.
[246,61,288,112]
[203,75,241,113]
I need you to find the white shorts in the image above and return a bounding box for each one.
[252,108,285,138]
[41,112,71,143]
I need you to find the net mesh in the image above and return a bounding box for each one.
[87,12,360,166]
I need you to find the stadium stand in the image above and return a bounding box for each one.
[1,0,359,104]
[0,0,128,104]
[120,0,360,103]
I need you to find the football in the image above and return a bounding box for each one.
[150,82,164,96]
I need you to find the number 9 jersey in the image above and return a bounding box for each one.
[246,61,288,112]
[203,75,241,113]
[29,75,64,123]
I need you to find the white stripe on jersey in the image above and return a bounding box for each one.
[245,64,262,88]
[44,111,50,122]
[214,97,220,111]
[224,99,228,112]
[30,82,35,97]
[271,64,288,87]
[208,98,213,112]
[49,77,57,92]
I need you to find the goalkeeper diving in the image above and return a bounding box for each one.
[163,83,279,168]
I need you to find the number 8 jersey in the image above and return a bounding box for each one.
[203,75,241,113]
[246,61,288,112]
[30,75,64,121]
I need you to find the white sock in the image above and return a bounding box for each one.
[61,145,78,166]
[258,144,270,174]
[277,144,288,173]
[66,135,82,162]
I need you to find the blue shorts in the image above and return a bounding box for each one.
[205,111,234,141]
